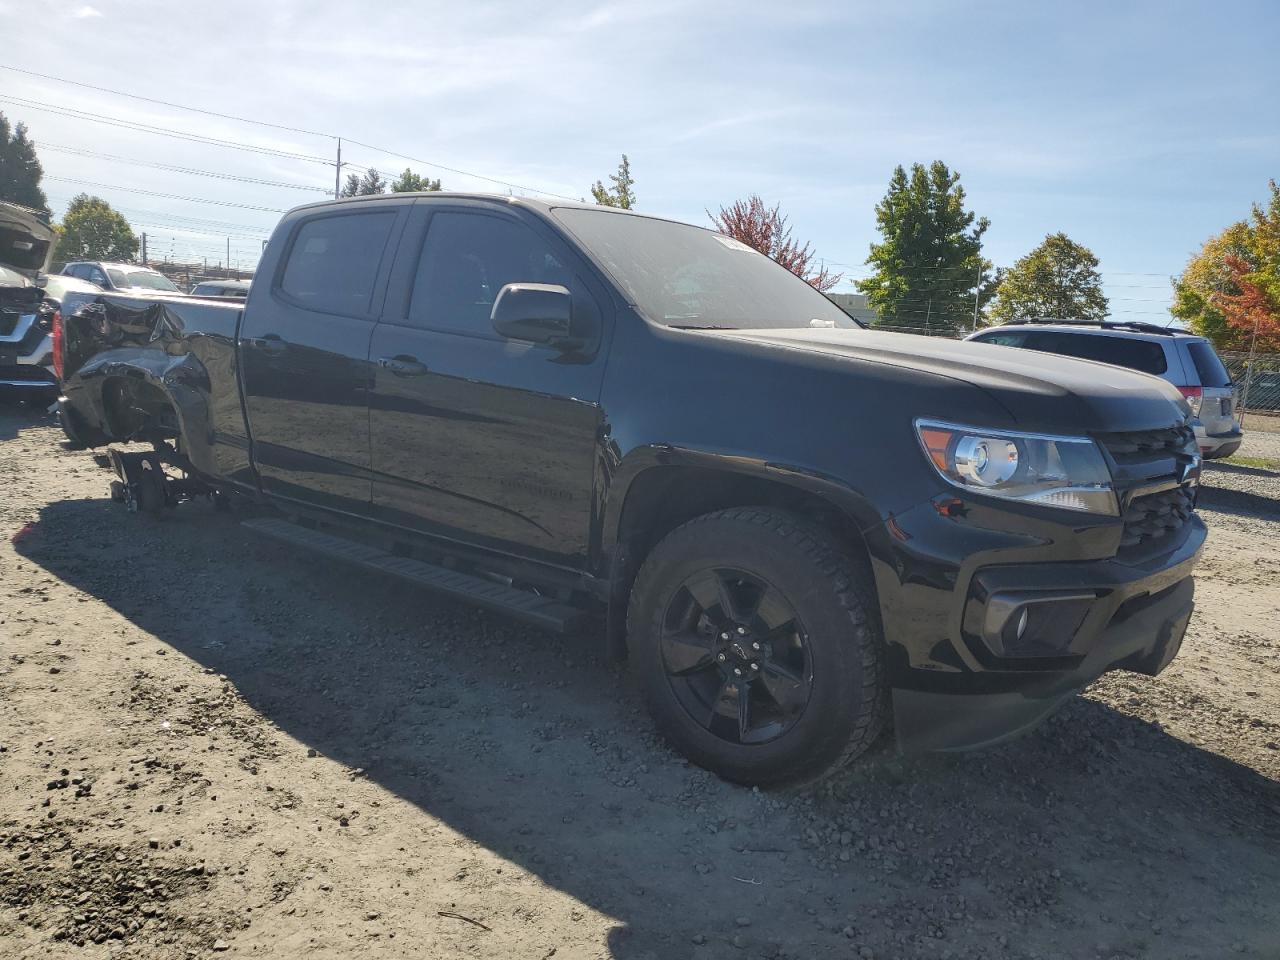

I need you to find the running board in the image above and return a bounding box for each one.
[241,516,586,633]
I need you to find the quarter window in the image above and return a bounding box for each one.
[280,211,397,313]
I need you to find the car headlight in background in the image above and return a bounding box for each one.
[915,419,1118,516]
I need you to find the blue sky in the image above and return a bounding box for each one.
[2,0,1277,321]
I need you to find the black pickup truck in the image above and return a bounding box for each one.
[54,193,1205,785]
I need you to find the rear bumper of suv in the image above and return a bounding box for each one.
[870,486,1206,753]
[1197,426,1242,460]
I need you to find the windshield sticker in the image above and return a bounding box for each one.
[711,235,755,253]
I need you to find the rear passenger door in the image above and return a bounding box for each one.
[367,200,610,568]
[240,201,409,513]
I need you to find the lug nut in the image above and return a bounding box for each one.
[737,626,747,635]
[733,668,742,676]
[720,632,730,640]
[750,662,759,671]
[751,642,760,650]
[717,653,726,662]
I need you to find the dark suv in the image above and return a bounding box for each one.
[54,195,1206,784]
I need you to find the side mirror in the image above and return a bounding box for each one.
[491,283,574,347]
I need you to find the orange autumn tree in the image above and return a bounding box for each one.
[708,195,842,292]
[1215,253,1280,352]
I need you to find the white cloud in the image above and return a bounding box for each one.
[71,4,103,17]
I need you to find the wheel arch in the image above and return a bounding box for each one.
[600,448,886,658]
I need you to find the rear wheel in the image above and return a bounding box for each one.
[627,507,886,786]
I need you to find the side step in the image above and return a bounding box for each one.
[241,516,586,633]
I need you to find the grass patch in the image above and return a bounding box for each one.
[1222,454,1280,471]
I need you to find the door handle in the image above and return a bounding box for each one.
[379,355,429,377]
[252,333,287,354]
[378,355,429,377]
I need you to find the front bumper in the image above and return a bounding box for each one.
[870,493,1206,753]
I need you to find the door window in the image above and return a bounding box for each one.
[974,332,1029,347]
[407,212,574,337]
[1021,332,1168,375]
[280,211,397,314]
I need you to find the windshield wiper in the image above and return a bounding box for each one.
[667,324,740,330]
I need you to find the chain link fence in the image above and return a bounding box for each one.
[1221,351,1280,423]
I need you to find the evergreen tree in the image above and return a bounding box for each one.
[0,112,49,212]
[340,169,389,197]
[857,161,992,331]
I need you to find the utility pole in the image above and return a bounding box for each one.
[141,232,148,266]
[1238,310,1264,430]
[334,137,343,199]
[226,237,230,277]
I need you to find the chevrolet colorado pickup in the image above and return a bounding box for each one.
[54,193,1206,785]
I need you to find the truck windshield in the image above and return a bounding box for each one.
[553,207,856,331]
[108,269,179,292]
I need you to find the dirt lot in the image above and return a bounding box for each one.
[1,400,1278,960]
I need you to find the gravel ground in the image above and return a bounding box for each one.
[1,400,1278,960]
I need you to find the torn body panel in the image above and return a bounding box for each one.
[58,292,253,486]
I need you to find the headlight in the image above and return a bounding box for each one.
[915,419,1118,516]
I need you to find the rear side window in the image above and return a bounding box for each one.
[1185,340,1232,387]
[974,332,1029,347]
[280,211,396,314]
[408,211,574,336]
[1022,332,1168,375]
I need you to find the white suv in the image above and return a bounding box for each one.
[966,320,1242,459]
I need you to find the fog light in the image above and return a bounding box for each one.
[980,591,1095,659]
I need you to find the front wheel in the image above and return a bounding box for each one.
[627,508,887,786]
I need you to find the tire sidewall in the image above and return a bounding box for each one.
[629,513,875,784]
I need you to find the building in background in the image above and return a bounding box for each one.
[826,292,878,325]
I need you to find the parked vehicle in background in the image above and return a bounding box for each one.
[55,193,1205,785]
[0,264,58,395]
[189,279,251,298]
[1,200,55,277]
[61,261,182,295]
[966,319,1243,459]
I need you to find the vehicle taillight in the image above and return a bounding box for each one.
[1178,385,1202,417]
[52,308,64,382]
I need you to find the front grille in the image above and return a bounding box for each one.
[1097,422,1196,466]
[1096,421,1199,554]
[1119,485,1196,550]
[0,309,19,337]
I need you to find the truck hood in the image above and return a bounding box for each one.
[713,327,1189,433]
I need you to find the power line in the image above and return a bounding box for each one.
[0,94,333,164]
[2,73,579,201]
[38,143,330,193]
[339,138,578,202]
[43,175,285,213]
[0,63,335,140]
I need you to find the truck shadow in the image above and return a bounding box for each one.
[13,494,1280,959]
[0,395,55,441]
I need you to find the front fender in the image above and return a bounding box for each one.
[601,442,889,557]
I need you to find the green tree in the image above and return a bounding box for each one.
[389,168,442,193]
[590,154,635,209]
[53,194,138,262]
[0,112,49,212]
[340,168,389,197]
[987,233,1108,324]
[857,161,993,331]
[1172,181,1280,350]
